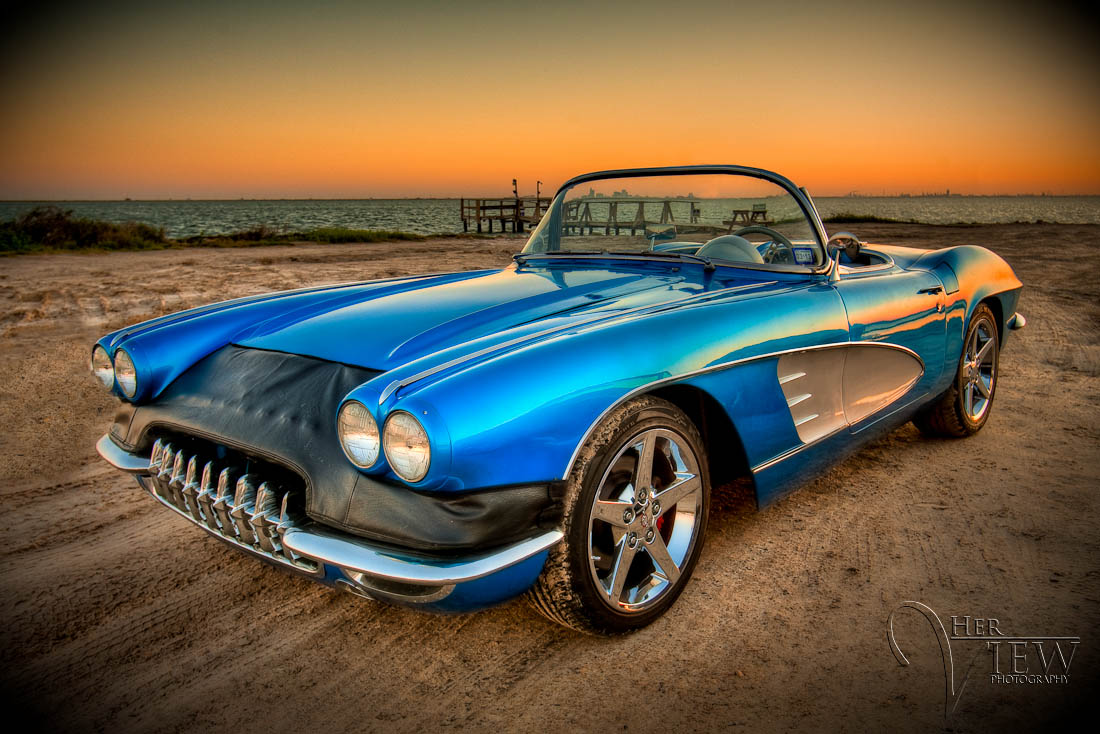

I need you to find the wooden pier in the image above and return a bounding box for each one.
[460,192,770,237]
[562,197,704,236]
[460,197,552,233]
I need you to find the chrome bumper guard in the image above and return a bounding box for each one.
[1009,312,1027,330]
[96,434,562,601]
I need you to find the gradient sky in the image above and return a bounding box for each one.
[1,0,1098,199]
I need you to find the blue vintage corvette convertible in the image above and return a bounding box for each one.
[94,166,1024,633]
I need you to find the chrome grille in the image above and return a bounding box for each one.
[147,438,319,574]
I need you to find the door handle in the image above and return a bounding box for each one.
[918,285,944,295]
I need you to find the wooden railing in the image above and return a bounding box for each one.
[460,197,553,233]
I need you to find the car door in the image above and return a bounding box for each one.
[832,263,947,429]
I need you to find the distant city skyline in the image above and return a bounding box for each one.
[3,190,1094,203]
[2,1,1098,199]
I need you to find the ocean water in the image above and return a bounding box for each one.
[1,196,1097,239]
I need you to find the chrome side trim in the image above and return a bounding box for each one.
[775,343,923,443]
[1009,312,1027,330]
[96,434,152,474]
[838,344,924,425]
[281,526,563,586]
[776,347,849,443]
[749,424,850,473]
[561,341,925,480]
[378,280,778,404]
[785,393,812,408]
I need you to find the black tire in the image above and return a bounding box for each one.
[914,303,999,438]
[528,395,710,634]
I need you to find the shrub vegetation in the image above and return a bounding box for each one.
[0,206,168,252]
[0,208,427,254]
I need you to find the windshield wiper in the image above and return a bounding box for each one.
[605,250,716,272]
[513,250,610,265]
[515,250,715,272]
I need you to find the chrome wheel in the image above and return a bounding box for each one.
[963,316,997,421]
[586,427,704,612]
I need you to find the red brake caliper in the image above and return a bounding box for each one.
[656,508,671,539]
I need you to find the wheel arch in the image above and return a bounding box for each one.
[979,295,1004,343]
[642,383,756,504]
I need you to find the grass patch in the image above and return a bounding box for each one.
[299,227,424,243]
[1,206,169,253]
[1,209,428,254]
[821,212,915,224]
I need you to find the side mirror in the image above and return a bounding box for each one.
[826,232,863,283]
[827,231,863,261]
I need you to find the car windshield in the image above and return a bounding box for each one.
[521,169,825,270]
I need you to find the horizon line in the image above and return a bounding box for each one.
[4,192,1100,203]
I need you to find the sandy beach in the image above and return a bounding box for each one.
[1,223,1097,731]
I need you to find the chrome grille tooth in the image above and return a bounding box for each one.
[213,467,242,538]
[181,455,206,523]
[138,434,314,574]
[155,444,176,502]
[149,438,164,473]
[276,492,295,560]
[276,491,305,531]
[249,482,281,553]
[276,492,308,563]
[168,451,189,511]
[230,474,259,546]
[196,461,221,531]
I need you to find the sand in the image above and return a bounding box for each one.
[1,224,1097,732]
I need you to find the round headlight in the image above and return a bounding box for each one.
[114,349,138,398]
[91,345,114,390]
[383,411,431,482]
[337,400,380,468]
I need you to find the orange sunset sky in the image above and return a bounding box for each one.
[1,0,1098,199]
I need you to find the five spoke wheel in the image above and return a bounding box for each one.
[528,395,710,633]
[588,428,703,611]
[913,303,1000,438]
[962,317,997,421]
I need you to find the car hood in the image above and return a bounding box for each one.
[235,264,716,371]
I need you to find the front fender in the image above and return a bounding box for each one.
[97,272,490,402]
[392,282,848,491]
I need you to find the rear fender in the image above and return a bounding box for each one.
[912,245,1023,370]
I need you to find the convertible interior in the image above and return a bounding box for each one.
[653,227,891,270]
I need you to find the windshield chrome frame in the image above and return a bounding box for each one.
[522,165,831,274]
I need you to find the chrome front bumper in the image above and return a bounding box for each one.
[96,434,562,602]
[1009,311,1027,330]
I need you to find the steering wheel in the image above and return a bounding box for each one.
[732,226,795,264]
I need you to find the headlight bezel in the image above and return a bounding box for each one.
[383,410,432,483]
[337,399,382,469]
[113,348,138,399]
[91,345,114,390]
